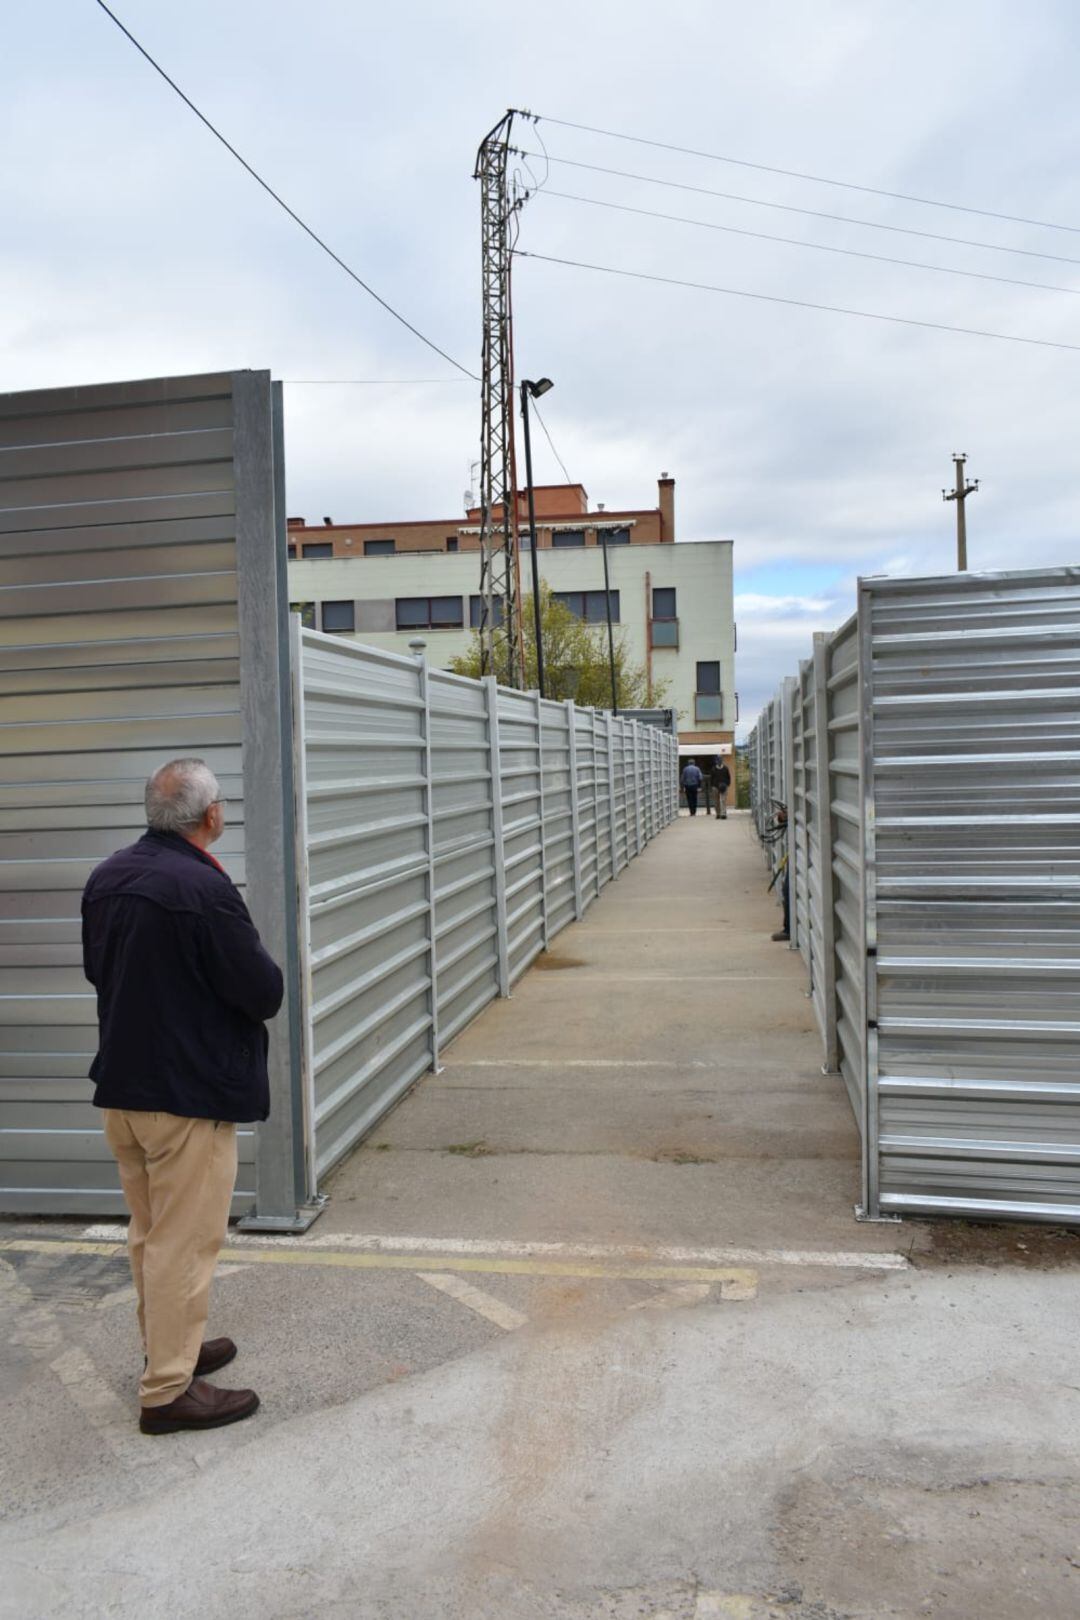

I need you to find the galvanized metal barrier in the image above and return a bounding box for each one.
[0,368,677,1223]
[0,370,304,1223]
[749,567,1080,1227]
[292,626,679,1188]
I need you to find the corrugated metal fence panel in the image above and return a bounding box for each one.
[296,649,678,1183]
[865,570,1080,1222]
[594,712,614,887]
[574,709,600,906]
[540,698,577,939]
[0,372,264,1215]
[612,720,629,873]
[806,641,835,1063]
[826,612,866,1150]
[429,670,501,1044]
[498,687,546,984]
[299,634,434,1181]
[791,668,812,968]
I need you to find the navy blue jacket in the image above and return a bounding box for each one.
[81,831,284,1123]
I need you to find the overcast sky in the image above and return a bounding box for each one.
[5,1,1080,732]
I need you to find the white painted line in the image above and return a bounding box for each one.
[523,974,796,982]
[78,1225,909,1274]
[442,1059,730,1069]
[49,1345,149,1466]
[416,1271,528,1331]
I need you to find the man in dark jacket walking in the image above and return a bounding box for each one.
[82,758,283,1434]
[710,756,732,819]
[680,758,704,815]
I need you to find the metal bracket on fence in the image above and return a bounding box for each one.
[854,1205,902,1224]
[485,677,512,997]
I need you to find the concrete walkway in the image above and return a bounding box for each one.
[331,806,910,1263]
[4,812,1080,1620]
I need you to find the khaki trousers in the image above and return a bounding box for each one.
[102,1109,238,1407]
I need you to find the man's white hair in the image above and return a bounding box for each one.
[145,758,221,834]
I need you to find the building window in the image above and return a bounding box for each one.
[364,539,395,556]
[446,537,459,553]
[395,596,464,630]
[290,602,316,629]
[322,600,355,634]
[552,529,586,548]
[287,543,296,559]
[553,589,620,624]
[302,542,333,560]
[651,588,678,648]
[469,594,504,628]
[695,660,722,722]
[602,526,631,544]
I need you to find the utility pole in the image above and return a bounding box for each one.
[942,452,979,571]
[474,110,534,687]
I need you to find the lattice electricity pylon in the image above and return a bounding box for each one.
[473,110,531,686]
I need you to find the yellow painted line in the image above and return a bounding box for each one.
[0,1237,756,1289]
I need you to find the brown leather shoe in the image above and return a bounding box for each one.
[195,1337,237,1377]
[140,1377,259,1435]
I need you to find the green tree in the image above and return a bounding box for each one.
[449,584,669,710]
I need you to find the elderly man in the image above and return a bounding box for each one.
[81,758,283,1434]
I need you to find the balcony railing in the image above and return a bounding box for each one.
[650,618,679,648]
[694,692,723,722]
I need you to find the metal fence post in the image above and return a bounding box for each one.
[631,724,642,855]
[535,690,550,949]
[595,709,605,900]
[234,373,316,1232]
[419,656,441,1072]
[607,711,619,876]
[484,676,511,997]
[288,614,319,1202]
[566,699,585,920]
[781,676,798,951]
[812,634,839,1074]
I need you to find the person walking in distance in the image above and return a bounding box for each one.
[81,759,284,1434]
[681,757,704,816]
[711,756,732,820]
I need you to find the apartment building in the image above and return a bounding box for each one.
[286,476,736,751]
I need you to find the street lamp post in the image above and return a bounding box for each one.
[519,377,553,699]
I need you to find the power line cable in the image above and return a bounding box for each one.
[524,111,1080,237]
[283,378,471,385]
[538,189,1080,298]
[529,399,573,485]
[92,0,478,381]
[516,250,1080,354]
[511,150,1080,270]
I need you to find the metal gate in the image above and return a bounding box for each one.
[0,370,304,1221]
[751,566,1080,1226]
[864,570,1080,1222]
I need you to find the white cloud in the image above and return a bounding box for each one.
[4,0,1080,745]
